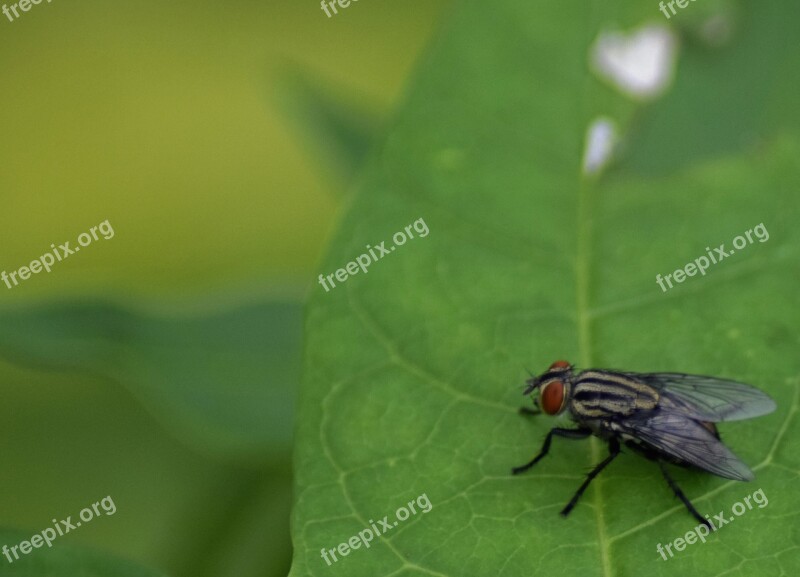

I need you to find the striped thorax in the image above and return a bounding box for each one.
[570,370,659,418]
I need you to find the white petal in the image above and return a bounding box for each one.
[582,117,617,176]
[591,24,678,99]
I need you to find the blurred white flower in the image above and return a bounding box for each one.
[591,24,678,99]
[582,117,617,176]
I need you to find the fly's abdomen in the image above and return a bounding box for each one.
[570,371,659,419]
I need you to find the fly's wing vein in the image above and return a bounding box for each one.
[626,372,776,422]
[618,412,755,481]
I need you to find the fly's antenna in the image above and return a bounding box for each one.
[522,368,542,396]
[520,366,539,394]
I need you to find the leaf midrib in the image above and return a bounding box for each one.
[576,160,613,577]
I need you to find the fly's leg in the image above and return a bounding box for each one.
[512,427,591,475]
[658,460,712,529]
[561,437,621,517]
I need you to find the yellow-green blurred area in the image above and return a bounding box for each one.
[0,1,447,575]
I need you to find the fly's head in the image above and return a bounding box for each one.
[524,360,573,416]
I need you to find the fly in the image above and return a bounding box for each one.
[512,360,776,527]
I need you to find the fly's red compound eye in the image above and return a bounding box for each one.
[540,380,565,415]
[549,360,571,371]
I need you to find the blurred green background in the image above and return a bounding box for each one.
[0,1,447,575]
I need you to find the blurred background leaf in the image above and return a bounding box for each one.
[0,0,448,575]
[0,301,302,459]
[0,529,168,577]
[274,68,382,190]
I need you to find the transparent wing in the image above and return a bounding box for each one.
[626,372,776,422]
[618,412,755,481]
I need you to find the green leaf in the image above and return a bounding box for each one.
[0,530,167,577]
[0,300,302,461]
[291,1,800,576]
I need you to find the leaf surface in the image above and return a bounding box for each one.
[291,1,800,576]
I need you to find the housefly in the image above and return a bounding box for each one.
[512,360,776,527]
